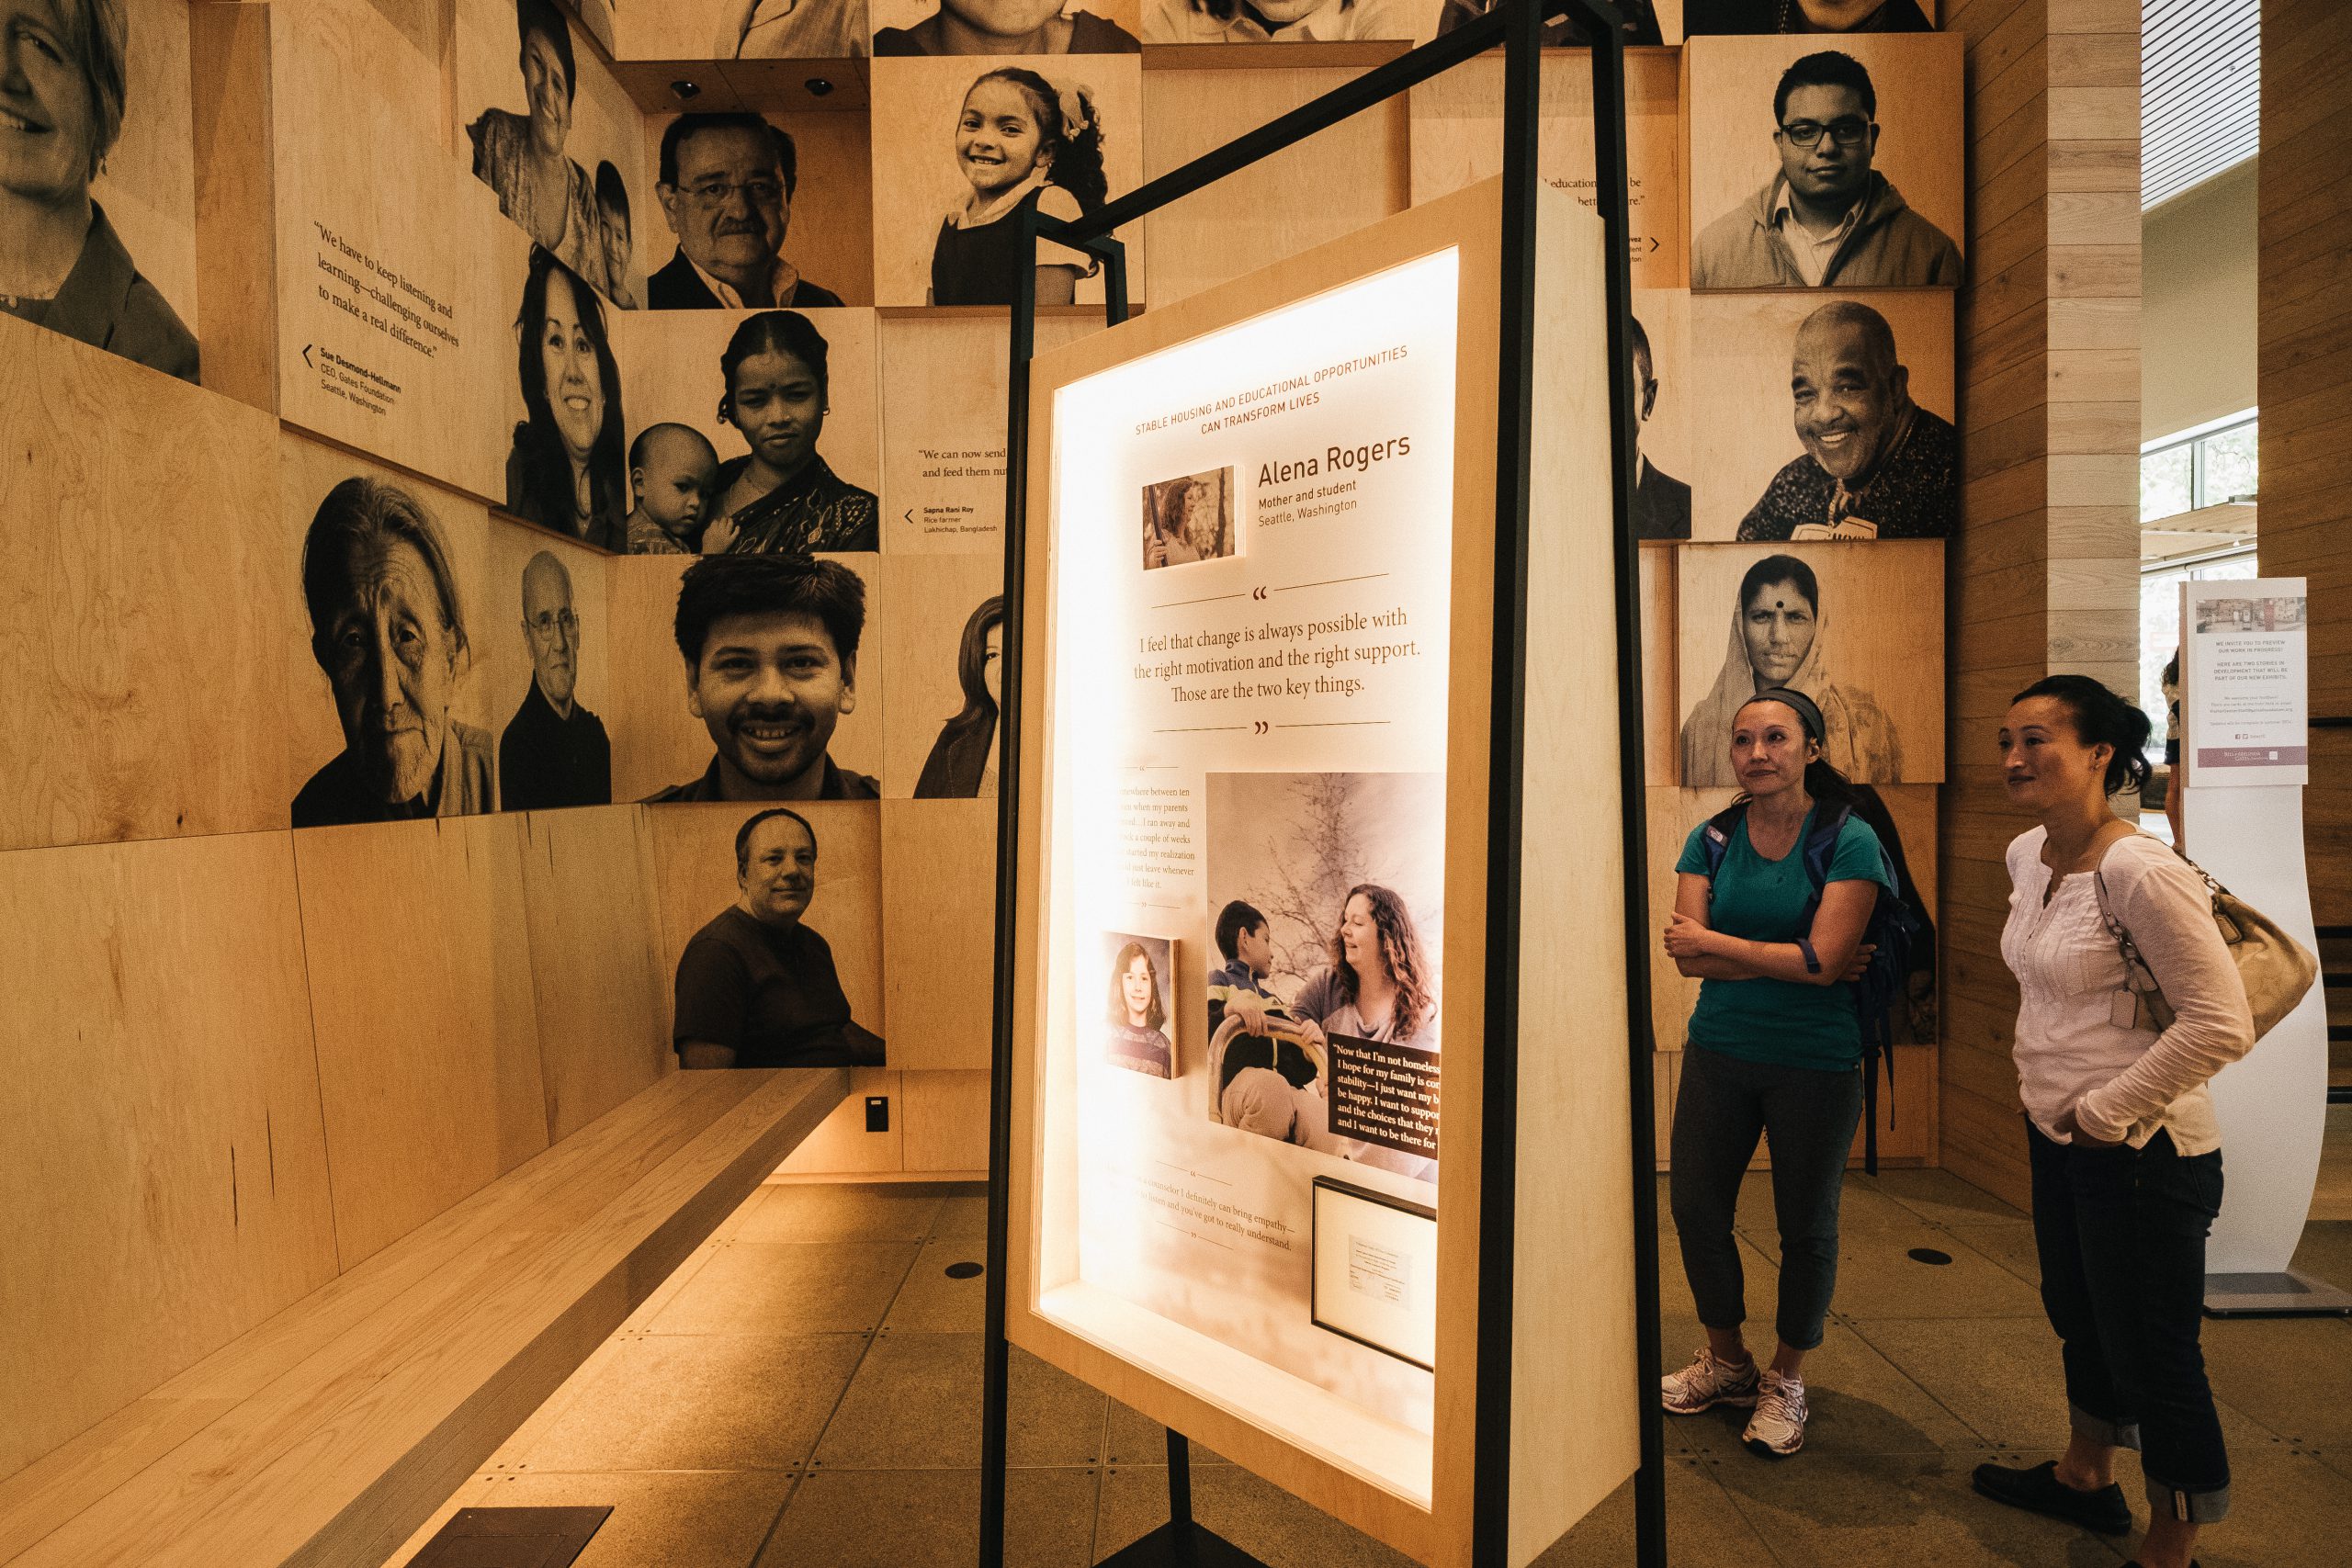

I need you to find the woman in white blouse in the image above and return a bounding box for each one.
[1973,675,2253,1568]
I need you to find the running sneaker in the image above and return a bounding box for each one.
[1742,1369,1808,1458]
[1659,1347,1759,1415]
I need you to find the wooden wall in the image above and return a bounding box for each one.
[2259,0,2352,926]
[1937,0,2143,1208]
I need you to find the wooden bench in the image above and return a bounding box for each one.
[0,1067,844,1568]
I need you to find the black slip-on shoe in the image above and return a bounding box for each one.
[1970,1460,2133,1536]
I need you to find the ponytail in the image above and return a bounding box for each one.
[2012,673,2154,795]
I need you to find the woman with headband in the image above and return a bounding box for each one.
[1657,684,1895,1461]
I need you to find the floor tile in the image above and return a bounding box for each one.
[621,1240,724,1328]
[882,1237,992,1334]
[755,1467,1097,1568]
[1104,1399,1232,1466]
[733,1181,947,1245]
[1095,1461,1419,1567]
[812,1335,1104,1470]
[1732,1170,1925,1235]
[932,1190,991,1243]
[1709,1447,2133,1568]
[1851,1315,2069,1447]
[2289,1219,2352,1292]
[1526,1458,1784,1567]
[2198,1314,2352,1449]
[1826,1222,2048,1322]
[2169,1425,2352,1568]
[379,1475,502,1567]
[1664,1317,1973,1460]
[511,1332,868,1472]
[648,1240,918,1335]
[1941,1220,2043,1287]
[436,1469,796,1568]
[1869,1167,2030,1227]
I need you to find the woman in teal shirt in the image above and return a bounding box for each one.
[1657,686,1893,1459]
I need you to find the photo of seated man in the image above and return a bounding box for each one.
[673,806,886,1069]
[649,554,880,802]
[497,550,611,810]
[1737,299,1954,541]
[626,423,721,556]
[1690,50,1960,290]
[650,113,846,310]
[292,478,494,828]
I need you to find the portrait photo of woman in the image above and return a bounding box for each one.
[0,0,197,381]
[505,245,628,551]
[914,594,1003,797]
[1679,550,1904,788]
[466,0,611,297]
[701,309,880,553]
[1141,468,1234,570]
[1105,934,1174,1078]
[1291,882,1436,1048]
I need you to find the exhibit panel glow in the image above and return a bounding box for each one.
[1042,249,1461,1439]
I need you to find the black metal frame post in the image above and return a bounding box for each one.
[980,6,1662,1563]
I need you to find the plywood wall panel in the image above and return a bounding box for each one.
[1142,66,1407,308]
[0,831,338,1482]
[879,556,1003,797]
[295,813,549,1267]
[0,316,292,852]
[879,798,997,1071]
[901,1069,989,1174]
[779,1067,905,1175]
[520,806,673,1140]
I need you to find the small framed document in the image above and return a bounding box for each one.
[1310,1177,1439,1371]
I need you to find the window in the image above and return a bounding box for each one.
[2140,412,2257,523]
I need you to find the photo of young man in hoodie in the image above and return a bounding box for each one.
[1691,50,1961,290]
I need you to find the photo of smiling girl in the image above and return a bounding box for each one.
[699,310,880,554]
[931,66,1107,307]
[1103,932,1176,1078]
[506,245,628,551]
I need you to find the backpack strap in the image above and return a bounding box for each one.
[1696,803,1748,903]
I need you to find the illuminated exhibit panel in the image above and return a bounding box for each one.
[1040,249,1463,1502]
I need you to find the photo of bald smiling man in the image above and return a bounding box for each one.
[648,554,879,803]
[1738,299,1955,541]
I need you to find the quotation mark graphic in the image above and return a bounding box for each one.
[1252,721,1270,735]
[1251,586,1269,601]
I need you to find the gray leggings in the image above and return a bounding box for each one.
[1668,1044,1863,1352]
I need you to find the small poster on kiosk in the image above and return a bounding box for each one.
[2181,578,2310,787]
[1043,246,1462,1458]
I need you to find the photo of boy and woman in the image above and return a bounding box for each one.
[1102,931,1176,1078]
[872,57,1139,307]
[1203,773,1444,1182]
[1141,467,1237,570]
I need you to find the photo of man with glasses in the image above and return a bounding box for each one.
[1691,50,1961,289]
[650,113,846,310]
[499,550,613,810]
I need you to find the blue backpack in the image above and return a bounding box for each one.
[1697,802,1922,1174]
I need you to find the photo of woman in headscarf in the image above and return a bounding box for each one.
[466,0,609,296]
[0,0,197,380]
[914,594,1003,797]
[700,310,881,554]
[1679,550,1902,788]
[1105,935,1173,1078]
[505,246,628,551]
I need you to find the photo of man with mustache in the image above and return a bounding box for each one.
[647,554,878,803]
[649,112,843,310]
[1737,299,1955,541]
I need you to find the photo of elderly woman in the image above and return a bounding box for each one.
[673,806,888,1069]
[931,66,1107,307]
[715,0,872,58]
[1141,467,1235,570]
[914,594,1004,796]
[873,0,1141,53]
[1103,932,1174,1078]
[1679,548,1905,788]
[292,478,494,828]
[505,246,628,550]
[0,0,197,380]
[466,0,611,298]
[700,310,879,554]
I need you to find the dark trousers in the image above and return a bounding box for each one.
[2027,1120,2231,1523]
[1668,1044,1862,1352]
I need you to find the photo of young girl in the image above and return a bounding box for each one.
[1103,932,1176,1078]
[872,0,1141,53]
[869,56,1142,307]
[1141,468,1236,570]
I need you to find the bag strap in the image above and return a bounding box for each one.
[2089,865,2165,1001]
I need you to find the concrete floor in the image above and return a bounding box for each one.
[389,1156,2352,1568]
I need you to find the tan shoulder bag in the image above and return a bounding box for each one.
[2091,844,2318,1042]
